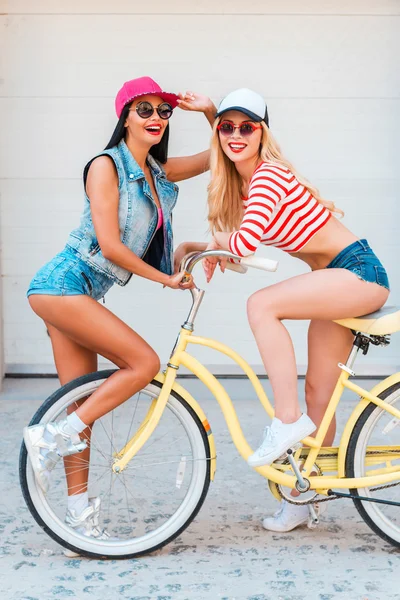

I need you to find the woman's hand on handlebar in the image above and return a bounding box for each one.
[202,238,228,283]
[173,241,209,274]
[164,271,195,290]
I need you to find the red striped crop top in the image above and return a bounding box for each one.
[228,162,331,257]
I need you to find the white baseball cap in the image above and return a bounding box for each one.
[215,88,269,126]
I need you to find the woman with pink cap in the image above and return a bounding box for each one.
[23,76,216,548]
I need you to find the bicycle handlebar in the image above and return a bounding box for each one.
[182,250,278,276]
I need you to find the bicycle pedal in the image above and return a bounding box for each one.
[288,442,302,453]
[279,442,302,460]
[307,514,320,529]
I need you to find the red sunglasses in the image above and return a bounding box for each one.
[217,121,262,137]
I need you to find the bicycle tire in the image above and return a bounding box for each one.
[20,370,212,559]
[345,381,400,548]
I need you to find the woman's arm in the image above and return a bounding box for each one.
[164,92,217,183]
[204,165,291,280]
[175,238,228,282]
[164,151,209,183]
[86,157,193,290]
[177,92,216,126]
[226,164,289,257]
[213,232,231,250]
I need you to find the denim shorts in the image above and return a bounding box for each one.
[326,239,390,291]
[27,245,114,301]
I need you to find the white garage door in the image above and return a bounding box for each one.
[1,1,399,376]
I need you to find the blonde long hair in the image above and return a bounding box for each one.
[208,119,343,234]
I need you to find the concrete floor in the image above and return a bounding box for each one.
[0,377,399,600]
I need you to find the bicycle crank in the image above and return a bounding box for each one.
[268,459,323,505]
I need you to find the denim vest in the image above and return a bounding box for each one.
[66,139,179,286]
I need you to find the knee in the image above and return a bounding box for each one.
[147,353,161,380]
[247,291,275,330]
[305,376,328,410]
[305,377,317,407]
[127,352,160,389]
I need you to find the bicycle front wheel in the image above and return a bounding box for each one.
[20,370,211,559]
[346,382,400,548]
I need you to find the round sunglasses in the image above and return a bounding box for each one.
[217,121,262,137]
[131,101,174,120]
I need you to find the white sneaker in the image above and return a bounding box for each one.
[248,414,316,468]
[23,420,87,493]
[64,497,115,558]
[262,499,327,532]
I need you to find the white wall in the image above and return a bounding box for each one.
[1,1,400,375]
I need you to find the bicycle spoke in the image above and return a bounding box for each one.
[121,472,134,531]
[139,427,179,454]
[106,466,114,527]
[115,473,143,517]
[101,474,118,520]
[80,429,109,463]
[125,456,202,470]
[96,415,119,457]
[136,433,190,457]
[123,391,143,453]
[23,378,210,556]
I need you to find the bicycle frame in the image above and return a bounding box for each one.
[112,249,400,492]
[112,326,400,494]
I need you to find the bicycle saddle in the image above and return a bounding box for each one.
[334,305,400,335]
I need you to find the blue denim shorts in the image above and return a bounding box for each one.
[27,245,114,301]
[326,239,390,291]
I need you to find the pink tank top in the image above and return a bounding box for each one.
[156,207,163,231]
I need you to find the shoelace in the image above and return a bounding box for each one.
[88,512,110,539]
[259,426,277,455]
[67,502,110,539]
[67,504,95,527]
[273,502,286,518]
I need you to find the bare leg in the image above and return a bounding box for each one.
[288,320,355,498]
[29,294,160,426]
[247,268,388,423]
[45,322,97,496]
[305,320,355,446]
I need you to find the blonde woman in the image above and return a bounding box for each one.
[201,88,390,532]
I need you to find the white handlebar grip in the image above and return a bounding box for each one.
[239,255,278,272]
[225,262,248,274]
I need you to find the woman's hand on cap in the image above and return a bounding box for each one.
[177,92,214,114]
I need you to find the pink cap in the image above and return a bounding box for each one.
[115,76,180,118]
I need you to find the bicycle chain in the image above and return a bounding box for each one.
[276,449,400,506]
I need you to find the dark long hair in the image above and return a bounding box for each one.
[104,101,169,163]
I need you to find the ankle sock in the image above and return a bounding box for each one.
[66,412,88,435]
[67,492,89,515]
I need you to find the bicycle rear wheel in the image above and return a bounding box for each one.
[20,370,211,558]
[346,382,400,548]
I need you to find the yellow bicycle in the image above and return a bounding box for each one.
[20,250,400,558]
